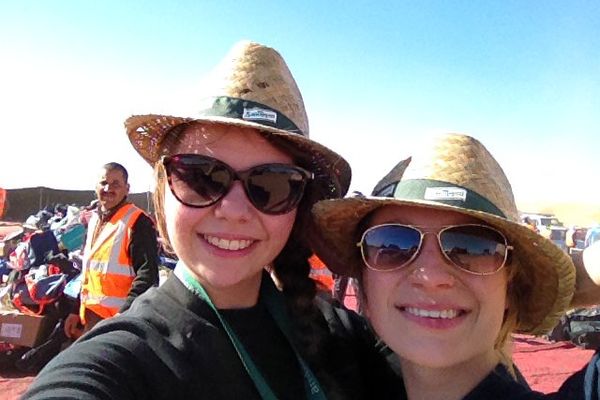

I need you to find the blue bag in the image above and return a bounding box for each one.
[58,224,86,251]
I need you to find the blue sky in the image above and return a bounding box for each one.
[1,0,599,209]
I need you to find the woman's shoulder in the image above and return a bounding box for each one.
[314,292,371,339]
[23,286,232,400]
[313,293,406,399]
[22,319,173,399]
[463,364,543,400]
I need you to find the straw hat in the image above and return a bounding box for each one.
[125,40,350,199]
[312,133,575,334]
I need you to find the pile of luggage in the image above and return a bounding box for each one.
[0,204,89,373]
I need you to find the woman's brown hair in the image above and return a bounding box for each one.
[152,131,344,398]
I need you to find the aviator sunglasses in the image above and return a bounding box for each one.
[162,154,313,215]
[357,223,513,275]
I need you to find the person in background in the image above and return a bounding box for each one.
[24,41,399,400]
[312,133,600,399]
[308,254,335,293]
[566,225,577,254]
[522,216,539,233]
[63,162,159,338]
[585,223,600,248]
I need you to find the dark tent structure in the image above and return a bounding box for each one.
[1,187,153,222]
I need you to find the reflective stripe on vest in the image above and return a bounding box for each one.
[308,254,334,291]
[80,204,143,322]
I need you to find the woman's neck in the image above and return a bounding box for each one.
[203,272,263,310]
[176,262,265,309]
[400,349,500,400]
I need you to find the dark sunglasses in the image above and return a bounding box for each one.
[357,223,513,275]
[162,154,313,215]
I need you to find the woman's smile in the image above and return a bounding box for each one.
[397,304,470,330]
[202,234,255,251]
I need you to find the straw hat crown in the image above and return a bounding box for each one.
[207,40,309,136]
[125,40,351,198]
[312,133,575,335]
[401,134,519,221]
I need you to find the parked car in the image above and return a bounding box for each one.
[520,212,567,252]
[521,212,564,230]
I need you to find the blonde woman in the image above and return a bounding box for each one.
[312,133,600,399]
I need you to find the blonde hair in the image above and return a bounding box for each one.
[355,209,525,376]
[153,162,172,254]
[494,258,519,374]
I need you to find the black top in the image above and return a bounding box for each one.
[462,364,541,400]
[219,303,305,399]
[123,212,159,311]
[23,274,402,400]
[458,358,598,400]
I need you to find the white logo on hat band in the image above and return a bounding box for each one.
[243,107,278,124]
[424,187,467,201]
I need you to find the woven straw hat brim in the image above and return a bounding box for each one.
[312,196,575,335]
[125,114,351,197]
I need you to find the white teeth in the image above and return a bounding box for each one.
[405,307,459,319]
[204,235,253,250]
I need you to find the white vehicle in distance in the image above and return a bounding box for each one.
[520,212,568,252]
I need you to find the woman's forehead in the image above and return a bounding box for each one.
[167,122,293,164]
[168,123,230,154]
[369,204,485,226]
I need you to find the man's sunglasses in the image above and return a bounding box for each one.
[162,154,313,215]
[357,223,513,275]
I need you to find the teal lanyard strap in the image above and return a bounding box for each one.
[174,264,327,400]
[260,275,327,399]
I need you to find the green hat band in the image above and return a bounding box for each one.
[376,179,506,219]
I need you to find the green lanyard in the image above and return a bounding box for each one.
[174,263,327,400]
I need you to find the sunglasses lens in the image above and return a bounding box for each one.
[361,225,421,270]
[246,165,307,214]
[166,156,231,207]
[440,225,508,274]
[165,155,308,214]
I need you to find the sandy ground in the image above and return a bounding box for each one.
[513,334,593,393]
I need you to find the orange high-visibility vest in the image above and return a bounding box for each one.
[80,203,144,323]
[0,188,6,219]
[308,254,334,292]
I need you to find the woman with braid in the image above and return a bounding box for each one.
[23,41,399,400]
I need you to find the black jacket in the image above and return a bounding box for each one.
[23,274,402,400]
[461,359,598,400]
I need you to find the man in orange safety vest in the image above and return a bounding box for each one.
[64,162,159,338]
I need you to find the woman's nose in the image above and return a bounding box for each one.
[213,181,252,221]
[407,234,456,289]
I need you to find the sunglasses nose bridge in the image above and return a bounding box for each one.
[406,231,457,286]
[213,179,255,219]
[417,230,442,256]
[230,169,258,204]
[409,230,459,275]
